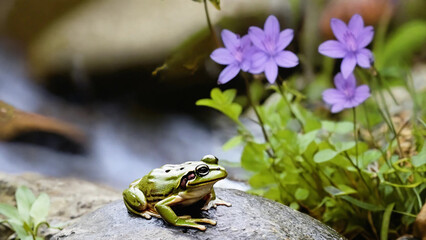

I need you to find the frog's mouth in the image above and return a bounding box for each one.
[180,171,225,189]
[180,172,196,190]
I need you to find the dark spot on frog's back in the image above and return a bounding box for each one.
[165,169,170,173]
[180,167,184,170]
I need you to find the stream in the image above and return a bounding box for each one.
[0,40,247,190]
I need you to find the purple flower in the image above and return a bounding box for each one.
[210,30,254,84]
[248,15,299,83]
[318,14,374,78]
[322,72,370,113]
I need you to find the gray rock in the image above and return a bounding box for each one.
[0,172,121,238]
[51,188,345,240]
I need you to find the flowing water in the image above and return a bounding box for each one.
[0,40,247,190]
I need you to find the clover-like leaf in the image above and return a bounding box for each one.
[295,188,309,201]
[196,88,242,124]
[16,186,36,224]
[0,203,21,221]
[29,193,50,229]
[314,149,338,163]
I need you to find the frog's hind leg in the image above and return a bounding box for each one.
[123,187,152,219]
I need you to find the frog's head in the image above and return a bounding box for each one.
[180,155,227,189]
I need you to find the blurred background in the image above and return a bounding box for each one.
[0,0,424,189]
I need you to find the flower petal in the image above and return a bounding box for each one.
[218,64,240,84]
[210,48,235,65]
[331,103,346,113]
[275,50,298,68]
[276,29,293,50]
[354,85,370,104]
[322,89,347,104]
[357,26,374,48]
[331,18,348,43]
[264,58,278,83]
[318,40,347,58]
[250,51,268,74]
[348,14,364,37]
[221,29,239,53]
[341,53,357,78]
[240,35,252,48]
[264,15,280,39]
[334,72,356,92]
[248,26,266,52]
[356,49,373,68]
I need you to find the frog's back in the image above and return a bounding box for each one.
[140,162,198,200]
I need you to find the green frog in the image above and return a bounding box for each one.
[123,155,231,231]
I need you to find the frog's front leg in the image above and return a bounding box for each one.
[123,184,156,219]
[154,195,216,231]
[201,189,232,211]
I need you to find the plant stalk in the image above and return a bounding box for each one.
[203,0,220,48]
[241,72,275,158]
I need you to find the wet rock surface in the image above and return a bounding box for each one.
[52,188,345,240]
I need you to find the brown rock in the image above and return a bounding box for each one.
[0,101,86,153]
[0,172,121,238]
[414,203,426,240]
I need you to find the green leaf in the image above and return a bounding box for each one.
[248,170,276,188]
[222,135,243,151]
[332,141,356,153]
[295,188,309,201]
[377,21,426,69]
[321,121,336,132]
[8,221,29,240]
[191,0,221,10]
[335,122,354,134]
[196,88,242,123]
[380,203,395,240]
[16,186,36,224]
[412,143,426,167]
[0,203,21,221]
[314,149,338,163]
[29,193,50,228]
[324,185,356,196]
[208,0,220,10]
[298,130,318,154]
[241,142,268,171]
[322,121,354,134]
[289,202,300,210]
[361,150,382,167]
[340,196,384,211]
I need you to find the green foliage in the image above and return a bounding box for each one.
[375,20,426,70]
[196,88,242,124]
[0,186,53,240]
[198,82,425,239]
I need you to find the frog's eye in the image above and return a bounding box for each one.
[201,155,218,165]
[195,164,210,177]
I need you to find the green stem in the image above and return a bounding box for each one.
[353,107,359,168]
[371,67,404,157]
[241,73,275,158]
[276,77,304,129]
[343,151,373,196]
[203,0,220,48]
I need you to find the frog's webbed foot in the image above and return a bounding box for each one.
[176,217,216,231]
[201,198,232,210]
[133,209,161,219]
